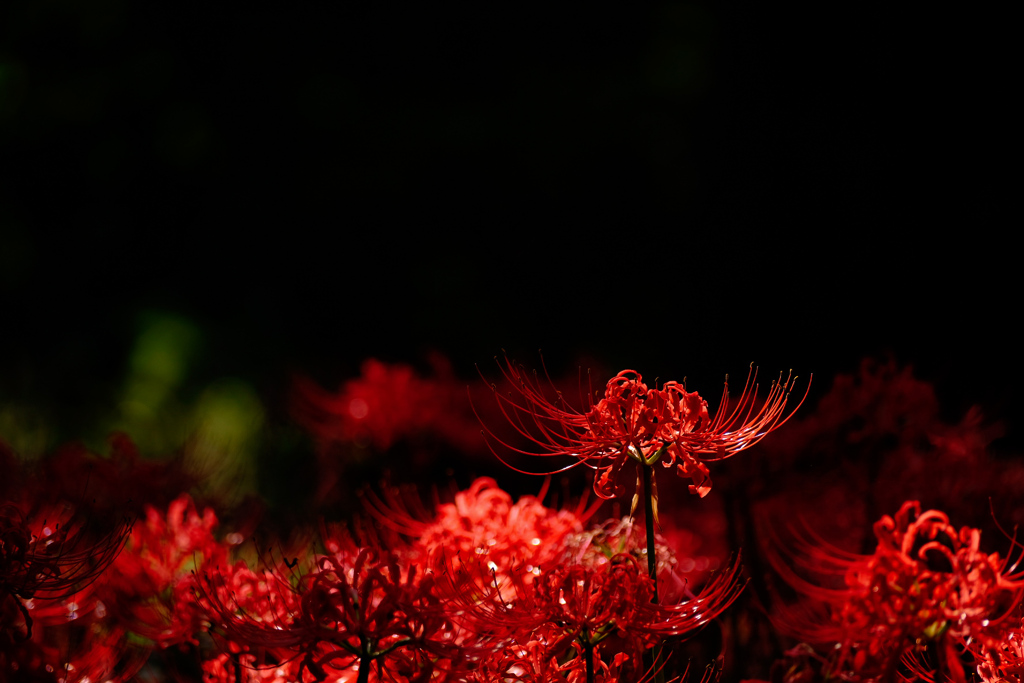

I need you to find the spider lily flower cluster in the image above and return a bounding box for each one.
[197,476,741,682]
[767,500,1024,682]
[1,450,734,681]
[199,539,462,682]
[10,353,1024,680]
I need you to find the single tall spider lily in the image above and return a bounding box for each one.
[477,358,809,502]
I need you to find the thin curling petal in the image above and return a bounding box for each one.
[0,503,132,610]
[477,355,809,499]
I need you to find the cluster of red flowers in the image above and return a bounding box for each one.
[4,354,1023,682]
[0,460,737,681]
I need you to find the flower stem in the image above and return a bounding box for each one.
[642,462,659,601]
[357,639,372,683]
[641,462,666,683]
[584,640,595,683]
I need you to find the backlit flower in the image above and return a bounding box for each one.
[479,358,808,499]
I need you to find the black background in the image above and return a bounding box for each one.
[1,2,1018,450]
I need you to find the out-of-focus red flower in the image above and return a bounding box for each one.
[202,652,303,683]
[293,357,482,454]
[37,433,196,523]
[761,643,827,683]
[752,358,1011,536]
[0,634,58,683]
[480,358,808,500]
[768,501,1024,681]
[19,495,225,683]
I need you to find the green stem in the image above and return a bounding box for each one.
[584,640,595,683]
[641,462,666,683]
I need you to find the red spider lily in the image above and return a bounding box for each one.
[478,357,809,500]
[293,357,487,504]
[440,552,743,680]
[198,561,306,682]
[756,643,829,683]
[98,493,227,647]
[751,358,1013,544]
[203,651,309,683]
[200,535,467,683]
[463,638,585,682]
[18,494,228,683]
[293,357,482,454]
[363,476,594,583]
[767,501,1024,681]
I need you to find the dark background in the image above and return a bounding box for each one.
[0,2,1017,452]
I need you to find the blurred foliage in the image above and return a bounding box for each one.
[187,378,264,504]
[0,402,49,458]
[111,312,200,453]
[0,310,276,508]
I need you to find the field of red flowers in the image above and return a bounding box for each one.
[2,356,1022,682]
